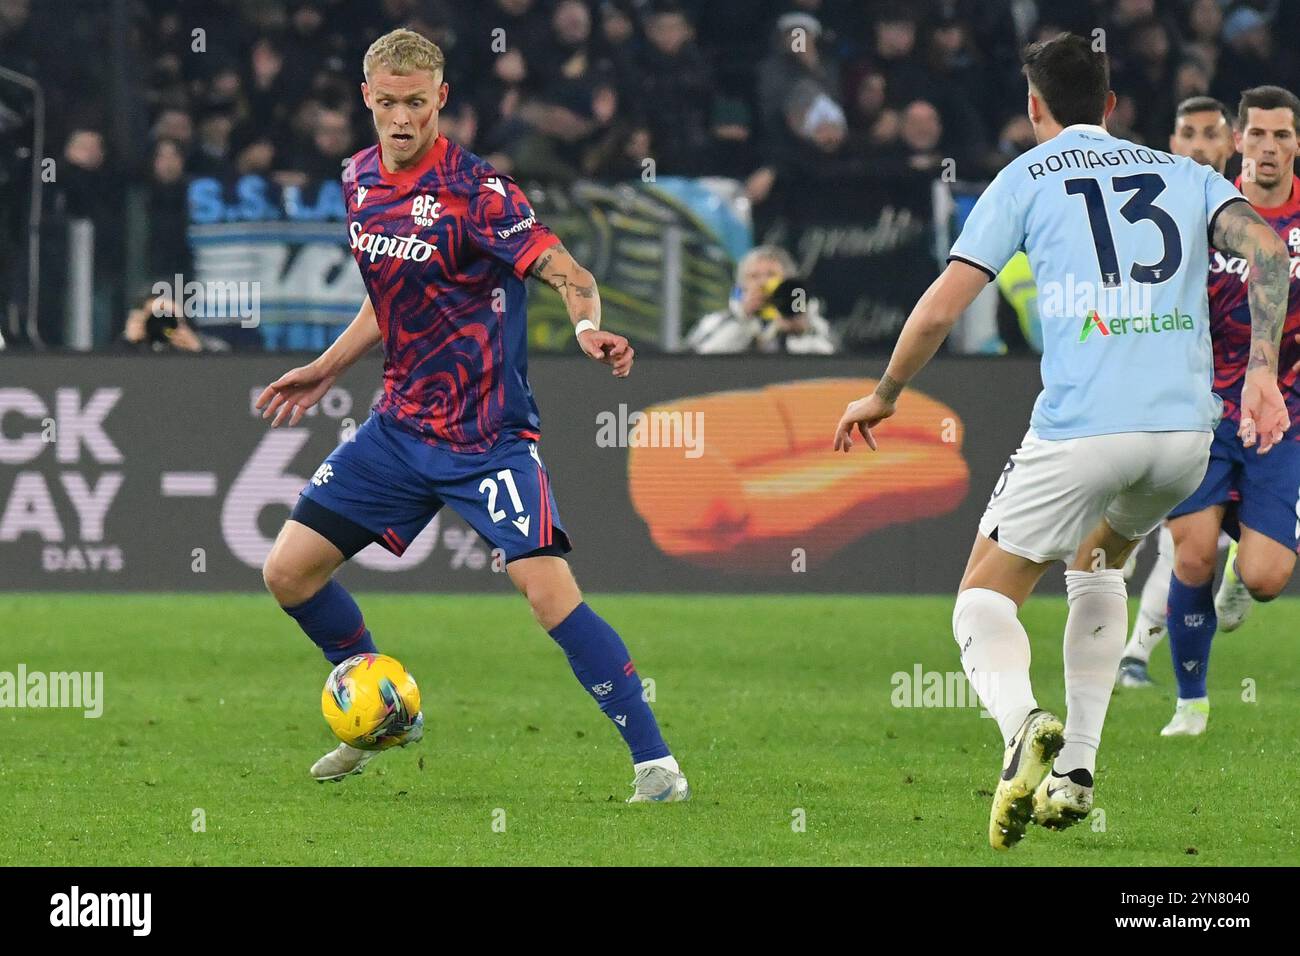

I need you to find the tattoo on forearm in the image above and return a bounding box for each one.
[529,242,601,325]
[1215,203,1286,374]
[529,250,556,279]
[1247,241,1287,374]
[875,373,904,403]
[529,243,570,287]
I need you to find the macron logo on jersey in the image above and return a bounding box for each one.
[356,185,368,208]
[483,177,507,198]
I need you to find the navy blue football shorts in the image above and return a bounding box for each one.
[292,412,571,562]
[1168,417,1300,551]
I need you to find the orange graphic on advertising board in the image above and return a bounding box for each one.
[627,378,969,573]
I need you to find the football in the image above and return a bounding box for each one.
[321,654,422,751]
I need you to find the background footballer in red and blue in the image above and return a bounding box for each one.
[1206,177,1300,435]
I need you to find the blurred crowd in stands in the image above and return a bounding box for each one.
[1,0,1298,350]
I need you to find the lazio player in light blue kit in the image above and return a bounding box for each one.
[832,34,1291,850]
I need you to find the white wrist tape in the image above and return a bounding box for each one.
[574,319,598,338]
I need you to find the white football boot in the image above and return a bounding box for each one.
[1160,698,1209,737]
[1033,768,1094,830]
[1215,541,1252,632]
[626,761,691,803]
[989,709,1064,850]
[311,712,425,782]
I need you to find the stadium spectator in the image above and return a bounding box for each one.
[144,139,191,282]
[1117,18,1177,145]
[55,127,124,340]
[439,99,479,152]
[533,0,597,93]
[1104,0,1161,54]
[582,101,652,180]
[1174,57,1213,103]
[629,1,715,176]
[893,100,946,176]
[709,93,756,180]
[922,11,993,157]
[150,108,194,151]
[0,0,36,77]
[687,245,835,355]
[246,38,298,134]
[860,4,931,108]
[594,0,639,94]
[1213,7,1279,108]
[986,113,1037,172]
[459,0,550,133]
[845,69,900,149]
[279,106,354,182]
[117,290,229,354]
[57,129,115,241]
[1181,0,1224,78]
[188,108,236,177]
[751,12,842,205]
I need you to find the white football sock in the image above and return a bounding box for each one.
[1123,537,1172,663]
[1059,568,1128,774]
[634,755,679,774]
[952,587,1037,745]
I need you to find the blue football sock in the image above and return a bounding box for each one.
[282,579,378,665]
[548,602,670,763]
[1166,573,1216,699]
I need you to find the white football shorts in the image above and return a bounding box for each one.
[977,428,1212,564]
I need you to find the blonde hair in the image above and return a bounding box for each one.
[737,245,797,283]
[363,28,446,83]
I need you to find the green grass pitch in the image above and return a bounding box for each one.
[2,593,1297,866]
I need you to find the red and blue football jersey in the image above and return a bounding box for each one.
[343,134,561,452]
[1207,175,1300,435]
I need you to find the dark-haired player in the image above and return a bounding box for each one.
[255,29,689,802]
[1171,96,1236,174]
[833,35,1289,848]
[1158,85,1300,736]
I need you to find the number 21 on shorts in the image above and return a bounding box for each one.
[479,470,524,523]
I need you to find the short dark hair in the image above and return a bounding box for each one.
[1021,33,1110,128]
[1236,85,1300,131]
[1175,96,1231,127]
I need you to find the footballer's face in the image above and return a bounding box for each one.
[1237,106,1297,189]
[362,68,448,168]
[1170,109,1233,172]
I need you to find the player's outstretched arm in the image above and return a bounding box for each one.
[529,243,633,377]
[1212,201,1291,452]
[255,297,382,427]
[833,260,989,452]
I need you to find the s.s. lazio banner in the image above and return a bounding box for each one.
[187,174,365,353]
[186,172,746,352]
